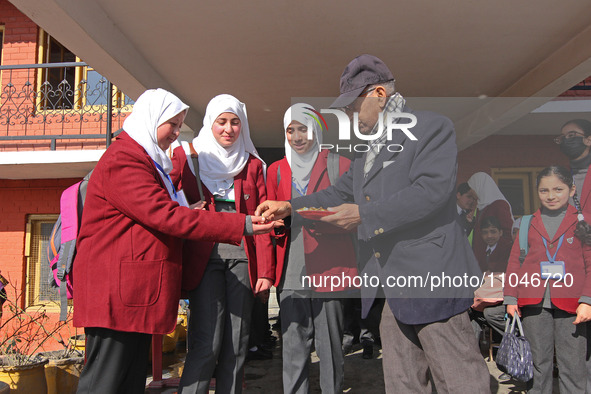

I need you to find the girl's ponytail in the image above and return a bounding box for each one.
[573,194,591,245]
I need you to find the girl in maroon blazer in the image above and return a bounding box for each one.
[266,103,357,394]
[171,94,274,394]
[505,166,591,393]
[74,89,274,394]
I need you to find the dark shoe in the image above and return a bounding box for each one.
[246,347,273,361]
[259,341,275,351]
[342,343,353,355]
[362,344,373,359]
[498,373,511,381]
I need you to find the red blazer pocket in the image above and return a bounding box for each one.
[119,259,163,306]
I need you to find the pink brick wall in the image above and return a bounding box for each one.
[0,178,79,350]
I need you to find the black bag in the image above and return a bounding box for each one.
[495,313,534,382]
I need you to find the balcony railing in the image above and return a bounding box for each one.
[0,62,132,151]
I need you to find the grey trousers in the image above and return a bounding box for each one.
[179,259,254,394]
[380,304,490,394]
[521,306,587,394]
[279,290,345,394]
[471,304,507,340]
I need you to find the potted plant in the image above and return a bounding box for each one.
[37,319,85,394]
[38,347,84,394]
[0,278,77,393]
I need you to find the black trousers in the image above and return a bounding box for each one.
[77,327,152,394]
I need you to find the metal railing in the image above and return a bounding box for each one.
[0,62,132,150]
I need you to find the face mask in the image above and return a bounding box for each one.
[560,136,588,159]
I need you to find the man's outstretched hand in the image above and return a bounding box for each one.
[255,201,292,221]
[321,203,361,231]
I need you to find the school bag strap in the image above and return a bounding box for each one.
[182,141,205,202]
[518,214,533,266]
[327,152,340,186]
[277,152,340,190]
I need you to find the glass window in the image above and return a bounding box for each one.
[40,36,77,110]
[37,30,134,110]
[85,68,108,106]
[25,215,60,307]
[492,168,543,217]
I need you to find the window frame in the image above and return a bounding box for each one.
[35,29,132,111]
[24,214,64,311]
[491,167,544,217]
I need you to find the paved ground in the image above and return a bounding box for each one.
[145,328,536,394]
[144,289,550,393]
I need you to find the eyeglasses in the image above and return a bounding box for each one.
[553,131,586,144]
[343,87,377,115]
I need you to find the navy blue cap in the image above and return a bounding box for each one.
[330,54,394,108]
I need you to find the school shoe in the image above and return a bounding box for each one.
[246,346,273,361]
[362,343,373,359]
[342,343,353,355]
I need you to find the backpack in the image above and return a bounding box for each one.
[47,171,92,321]
[518,214,533,265]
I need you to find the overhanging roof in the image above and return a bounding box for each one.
[8,0,591,150]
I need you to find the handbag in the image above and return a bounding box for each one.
[495,313,534,382]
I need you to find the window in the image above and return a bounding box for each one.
[37,31,77,110]
[25,215,60,308]
[36,29,134,110]
[491,168,544,217]
[84,66,134,107]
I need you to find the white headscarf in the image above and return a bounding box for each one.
[193,94,265,196]
[467,172,513,215]
[284,103,322,194]
[123,88,189,174]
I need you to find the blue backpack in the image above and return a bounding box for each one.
[518,214,533,265]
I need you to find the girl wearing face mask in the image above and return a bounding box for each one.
[266,103,358,394]
[556,119,591,219]
[169,94,274,394]
[555,119,591,392]
[504,166,591,393]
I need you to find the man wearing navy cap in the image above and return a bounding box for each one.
[257,54,489,393]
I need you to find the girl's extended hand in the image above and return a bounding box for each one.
[189,200,207,210]
[506,304,521,318]
[255,278,273,303]
[574,303,591,324]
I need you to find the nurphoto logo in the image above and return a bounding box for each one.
[303,107,419,153]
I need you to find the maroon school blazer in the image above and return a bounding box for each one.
[504,205,591,314]
[266,150,358,292]
[169,145,275,293]
[73,132,245,335]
